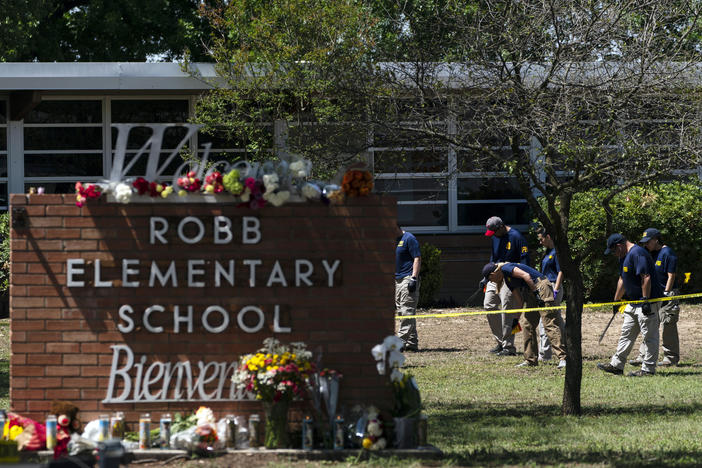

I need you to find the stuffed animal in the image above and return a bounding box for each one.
[49,400,81,458]
[5,413,45,451]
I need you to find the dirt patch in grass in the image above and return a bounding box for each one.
[412,303,702,362]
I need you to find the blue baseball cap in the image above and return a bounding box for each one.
[604,233,626,255]
[482,262,497,279]
[639,228,661,243]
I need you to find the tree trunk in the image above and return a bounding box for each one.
[562,264,584,415]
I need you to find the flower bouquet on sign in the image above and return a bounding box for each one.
[341,168,373,197]
[232,338,316,448]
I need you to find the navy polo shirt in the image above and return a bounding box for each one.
[395,231,421,279]
[541,248,560,283]
[620,245,663,299]
[491,228,530,265]
[500,263,546,291]
[652,246,677,291]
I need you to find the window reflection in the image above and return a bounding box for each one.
[111,100,189,123]
[24,101,102,124]
[24,127,103,151]
[25,154,103,177]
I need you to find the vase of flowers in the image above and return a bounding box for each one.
[232,338,315,449]
[263,399,290,449]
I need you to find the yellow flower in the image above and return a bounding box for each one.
[362,438,373,449]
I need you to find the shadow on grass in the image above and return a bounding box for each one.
[408,347,466,353]
[432,402,702,466]
[444,446,702,467]
[433,400,702,419]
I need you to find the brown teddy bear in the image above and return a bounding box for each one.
[50,400,81,457]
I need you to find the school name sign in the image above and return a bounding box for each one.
[63,215,341,403]
[9,194,396,420]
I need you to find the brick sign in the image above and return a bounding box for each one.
[10,194,396,424]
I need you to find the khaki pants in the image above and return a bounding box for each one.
[521,280,566,364]
[396,276,420,348]
[484,281,519,353]
[539,285,565,360]
[636,296,679,364]
[611,303,661,374]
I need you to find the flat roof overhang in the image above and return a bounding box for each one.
[0,62,219,91]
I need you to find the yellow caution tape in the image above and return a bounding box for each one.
[395,291,702,320]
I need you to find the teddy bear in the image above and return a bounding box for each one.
[50,400,81,457]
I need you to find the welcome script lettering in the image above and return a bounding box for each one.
[65,124,342,403]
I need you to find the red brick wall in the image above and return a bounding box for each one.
[9,194,396,426]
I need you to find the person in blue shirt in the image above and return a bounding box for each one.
[483,216,529,357]
[537,230,566,362]
[395,224,421,352]
[629,228,680,366]
[598,233,662,377]
[481,261,566,369]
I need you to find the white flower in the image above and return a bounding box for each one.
[389,367,404,383]
[371,344,386,361]
[383,336,403,352]
[289,160,308,178]
[387,350,405,369]
[262,173,279,191]
[376,361,386,376]
[263,190,290,207]
[113,183,132,204]
[301,183,321,200]
[373,438,387,450]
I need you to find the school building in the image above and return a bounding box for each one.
[0,62,541,304]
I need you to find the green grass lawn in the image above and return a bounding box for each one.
[3,313,702,467]
[412,347,702,467]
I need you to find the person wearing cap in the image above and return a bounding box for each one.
[395,224,421,352]
[483,216,530,356]
[481,261,566,368]
[629,228,680,367]
[536,229,565,362]
[597,233,662,377]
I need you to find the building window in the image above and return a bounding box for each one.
[23,99,103,194]
[372,123,450,232]
[110,98,191,181]
[0,99,7,208]
[456,147,530,231]
[372,127,531,233]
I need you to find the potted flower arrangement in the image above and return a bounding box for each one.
[371,335,423,449]
[231,338,315,448]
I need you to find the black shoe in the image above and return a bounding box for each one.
[404,345,419,352]
[597,363,623,375]
[496,349,516,356]
[627,369,654,377]
[489,344,503,354]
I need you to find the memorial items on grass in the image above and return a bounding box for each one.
[371,335,423,449]
[232,338,315,448]
[307,367,343,448]
[50,400,81,458]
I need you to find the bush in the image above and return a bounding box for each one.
[418,242,442,308]
[563,181,702,302]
